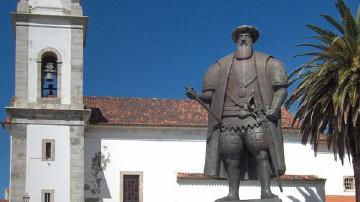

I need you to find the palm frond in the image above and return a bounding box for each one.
[348,80,358,107]
[287,0,360,163]
[335,0,347,21]
[356,5,360,25]
[296,43,328,50]
[294,52,323,58]
[306,24,337,43]
[321,14,345,34]
[288,57,321,79]
[356,6,360,41]
[342,2,357,39]
[353,103,360,126]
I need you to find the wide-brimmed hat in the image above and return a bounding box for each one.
[231,25,259,43]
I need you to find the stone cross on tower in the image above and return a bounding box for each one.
[4,0,90,201]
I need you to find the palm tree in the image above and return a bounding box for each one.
[286,0,360,200]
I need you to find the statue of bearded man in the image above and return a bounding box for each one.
[199,25,288,201]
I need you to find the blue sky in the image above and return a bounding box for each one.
[0,0,359,199]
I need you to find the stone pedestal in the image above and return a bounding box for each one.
[216,198,281,202]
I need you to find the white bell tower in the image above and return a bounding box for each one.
[4,0,89,201]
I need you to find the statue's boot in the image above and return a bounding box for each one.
[261,192,277,199]
[215,194,240,202]
[215,176,240,202]
[257,151,278,199]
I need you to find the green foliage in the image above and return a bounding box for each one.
[286,0,360,163]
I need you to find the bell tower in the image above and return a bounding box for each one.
[12,0,86,109]
[4,0,89,201]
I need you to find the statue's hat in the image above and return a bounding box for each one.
[232,25,259,43]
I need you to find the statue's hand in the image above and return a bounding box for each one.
[185,87,197,100]
[199,91,213,103]
[265,108,279,121]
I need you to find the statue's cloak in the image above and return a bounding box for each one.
[202,51,287,179]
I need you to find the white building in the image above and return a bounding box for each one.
[2,1,355,202]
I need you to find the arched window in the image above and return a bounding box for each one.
[41,52,58,97]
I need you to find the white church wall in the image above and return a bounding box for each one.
[26,124,70,202]
[84,126,353,202]
[284,134,354,196]
[84,126,206,202]
[28,23,72,104]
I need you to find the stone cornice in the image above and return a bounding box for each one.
[11,12,88,27]
[5,107,91,123]
[11,12,88,44]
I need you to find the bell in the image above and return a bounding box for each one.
[44,62,55,81]
[45,72,53,82]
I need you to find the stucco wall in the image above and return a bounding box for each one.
[284,135,354,196]
[27,124,70,202]
[84,127,206,202]
[84,126,354,202]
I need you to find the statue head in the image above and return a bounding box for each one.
[232,25,259,59]
[232,25,259,44]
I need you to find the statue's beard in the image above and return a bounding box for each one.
[236,44,253,59]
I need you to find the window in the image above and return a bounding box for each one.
[36,48,62,104]
[120,172,143,202]
[124,175,139,202]
[344,176,355,191]
[41,51,58,97]
[45,142,51,159]
[41,189,54,202]
[45,193,51,202]
[42,139,55,161]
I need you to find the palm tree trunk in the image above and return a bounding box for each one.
[353,155,360,202]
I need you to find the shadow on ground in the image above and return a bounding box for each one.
[287,186,323,202]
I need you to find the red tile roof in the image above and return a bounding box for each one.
[0,200,8,202]
[176,173,325,181]
[84,96,296,128]
[4,96,296,128]
[84,96,207,127]
[326,195,355,202]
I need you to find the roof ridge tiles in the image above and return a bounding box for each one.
[84,96,194,102]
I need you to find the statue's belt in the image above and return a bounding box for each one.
[224,103,249,109]
[223,103,264,118]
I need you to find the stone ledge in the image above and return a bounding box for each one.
[177,173,325,182]
[5,107,91,122]
[11,12,88,26]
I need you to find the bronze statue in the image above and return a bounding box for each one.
[186,25,288,201]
